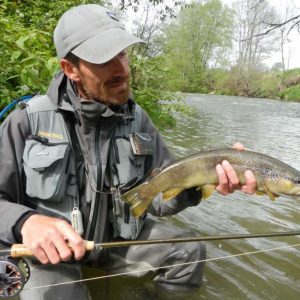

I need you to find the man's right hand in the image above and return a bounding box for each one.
[21,214,86,264]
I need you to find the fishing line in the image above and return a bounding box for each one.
[22,242,300,292]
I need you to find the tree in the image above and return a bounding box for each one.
[254,14,300,37]
[271,62,284,72]
[231,0,279,92]
[116,0,190,127]
[116,0,182,16]
[275,3,297,72]
[162,0,234,92]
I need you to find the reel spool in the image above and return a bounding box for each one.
[0,256,30,298]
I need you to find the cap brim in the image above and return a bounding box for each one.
[71,27,144,64]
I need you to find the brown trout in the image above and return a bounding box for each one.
[121,149,300,217]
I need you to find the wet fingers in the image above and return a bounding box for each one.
[222,160,240,191]
[232,142,245,151]
[242,170,256,194]
[216,161,241,195]
[216,164,230,195]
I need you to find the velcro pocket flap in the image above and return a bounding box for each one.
[23,139,70,201]
[23,140,68,170]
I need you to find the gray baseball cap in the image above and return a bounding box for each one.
[54,4,144,64]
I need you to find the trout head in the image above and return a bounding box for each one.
[265,176,300,199]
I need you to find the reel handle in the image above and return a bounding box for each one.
[10,241,95,258]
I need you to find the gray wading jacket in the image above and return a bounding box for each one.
[0,71,201,251]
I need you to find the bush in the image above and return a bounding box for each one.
[0,10,58,110]
[0,0,102,111]
[130,54,191,128]
[280,85,300,101]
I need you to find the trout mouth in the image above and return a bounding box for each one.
[282,186,300,198]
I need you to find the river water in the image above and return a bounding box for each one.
[88,94,300,299]
[160,94,300,299]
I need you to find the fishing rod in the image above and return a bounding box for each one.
[4,230,300,258]
[1,230,300,298]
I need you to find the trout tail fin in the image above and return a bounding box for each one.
[121,183,153,217]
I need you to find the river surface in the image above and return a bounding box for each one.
[88,94,300,299]
[160,94,300,300]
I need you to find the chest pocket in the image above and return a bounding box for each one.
[109,132,153,240]
[110,133,153,189]
[23,137,71,202]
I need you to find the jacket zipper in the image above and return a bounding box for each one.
[88,122,102,240]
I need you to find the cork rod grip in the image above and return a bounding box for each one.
[10,241,95,258]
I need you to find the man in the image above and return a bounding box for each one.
[0,4,256,299]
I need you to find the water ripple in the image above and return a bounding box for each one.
[161,94,300,299]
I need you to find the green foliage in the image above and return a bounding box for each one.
[130,54,191,128]
[0,6,51,108]
[280,85,300,101]
[280,68,300,80]
[249,72,280,99]
[163,0,234,93]
[207,69,234,95]
[0,18,59,106]
[0,0,102,110]
[279,69,300,92]
[209,67,300,101]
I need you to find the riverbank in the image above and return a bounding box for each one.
[204,68,300,102]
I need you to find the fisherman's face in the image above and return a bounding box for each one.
[73,50,130,106]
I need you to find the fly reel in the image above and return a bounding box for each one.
[0,256,30,298]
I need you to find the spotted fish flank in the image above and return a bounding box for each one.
[122,149,300,217]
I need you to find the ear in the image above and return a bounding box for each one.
[60,59,81,82]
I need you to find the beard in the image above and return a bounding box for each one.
[81,77,130,106]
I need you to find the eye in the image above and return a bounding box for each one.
[118,50,127,58]
[293,177,300,184]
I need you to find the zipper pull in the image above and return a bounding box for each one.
[71,207,84,236]
[110,187,121,215]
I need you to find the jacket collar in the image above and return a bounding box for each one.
[46,71,136,122]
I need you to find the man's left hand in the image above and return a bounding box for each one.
[215,143,256,195]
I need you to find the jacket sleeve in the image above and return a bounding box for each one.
[0,108,36,245]
[139,109,202,217]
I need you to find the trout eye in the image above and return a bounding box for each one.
[292,177,300,184]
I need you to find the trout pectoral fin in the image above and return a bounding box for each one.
[202,184,216,200]
[259,184,279,201]
[266,191,278,201]
[256,191,265,196]
[162,188,183,201]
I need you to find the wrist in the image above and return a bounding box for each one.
[13,211,39,243]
